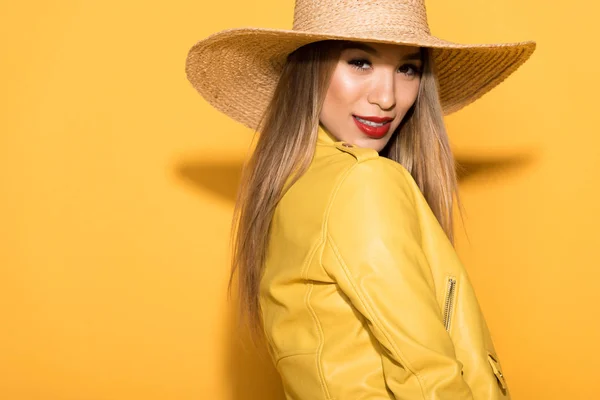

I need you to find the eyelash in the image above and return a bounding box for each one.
[348,58,422,76]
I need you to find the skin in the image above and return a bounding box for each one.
[319,41,423,152]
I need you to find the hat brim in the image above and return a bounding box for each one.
[185,27,536,130]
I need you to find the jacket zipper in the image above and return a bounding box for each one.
[487,352,508,389]
[443,277,457,331]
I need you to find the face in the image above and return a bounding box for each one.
[319,41,423,152]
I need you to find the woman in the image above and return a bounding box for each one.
[185,0,536,398]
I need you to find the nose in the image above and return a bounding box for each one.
[367,69,396,111]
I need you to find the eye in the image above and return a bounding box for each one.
[399,63,422,77]
[347,59,422,76]
[348,58,371,71]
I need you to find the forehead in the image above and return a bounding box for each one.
[341,41,422,59]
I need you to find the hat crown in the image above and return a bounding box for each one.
[292,0,431,38]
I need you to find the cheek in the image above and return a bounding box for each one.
[396,80,420,110]
[324,67,363,110]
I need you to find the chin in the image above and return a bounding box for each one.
[358,138,388,152]
[372,143,387,153]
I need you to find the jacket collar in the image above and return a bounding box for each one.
[317,124,339,146]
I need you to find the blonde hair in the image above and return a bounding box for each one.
[229,41,462,341]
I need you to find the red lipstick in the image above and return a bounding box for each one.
[352,115,394,138]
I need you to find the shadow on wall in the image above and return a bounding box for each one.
[223,305,285,400]
[174,148,539,399]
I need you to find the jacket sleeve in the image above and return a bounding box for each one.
[322,159,475,399]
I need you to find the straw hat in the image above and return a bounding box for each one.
[185,0,536,130]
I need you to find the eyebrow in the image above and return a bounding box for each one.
[341,42,422,61]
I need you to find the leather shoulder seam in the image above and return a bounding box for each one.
[333,142,380,163]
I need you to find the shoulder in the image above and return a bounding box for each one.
[323,145,419,223]
[331,144,416,201]
[319,141,414,181]
[324,146,423,245]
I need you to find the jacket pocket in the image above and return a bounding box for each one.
[442,276,457,332]
[487,352,507,390]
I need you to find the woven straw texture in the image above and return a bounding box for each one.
[185,0,536,130]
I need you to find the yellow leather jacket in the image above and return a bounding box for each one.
[259,126,510,399]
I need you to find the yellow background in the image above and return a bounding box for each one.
[1,0,598,399]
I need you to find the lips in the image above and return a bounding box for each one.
[354,115,394,123]
[352,114,394,138]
